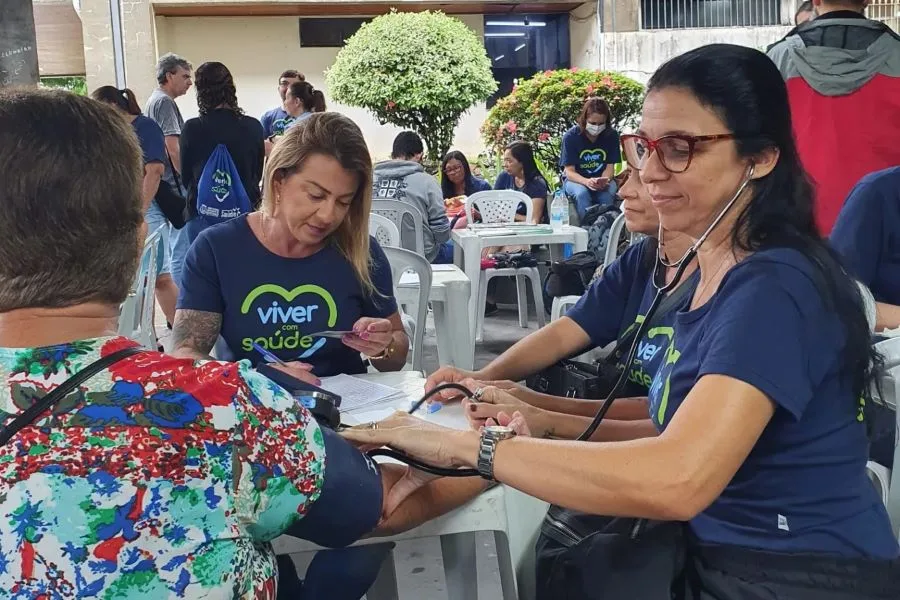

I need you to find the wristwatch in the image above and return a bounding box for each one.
[368,336,396,362]
[477,425,517,480]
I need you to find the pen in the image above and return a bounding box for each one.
[251,341,288,366]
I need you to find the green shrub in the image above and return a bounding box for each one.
[40,76,87,95]
[327,10,497,162]
[481,69,644,173]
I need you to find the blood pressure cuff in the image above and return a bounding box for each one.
[284,426,383,548]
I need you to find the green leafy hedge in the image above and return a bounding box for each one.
[481,69,644,174]
[327,10,497,162]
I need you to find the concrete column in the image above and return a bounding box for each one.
[122,0,158,104]
[80,0,116,93]
[0,0,40,87]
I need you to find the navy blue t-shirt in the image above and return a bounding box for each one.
[178,216,398,376]
[647,248,898,558]
[494,171,550,222]
[260,107,295,138]
[559,125,622,179]
[567,239,699,393]
[831,166,900,306]
[132,114,166,165]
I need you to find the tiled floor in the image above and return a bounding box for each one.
[157,303,541,599]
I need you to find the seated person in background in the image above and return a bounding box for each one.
[441,150,492,229]
[494,141,549,224]
[174,112,410,383]
[832,167,900,332]
[262,69,304,155]
[428,168,700,438]
[561,97,622,222]
[373,131,452,263]
[831,165,900,469]
[0,88,483,598]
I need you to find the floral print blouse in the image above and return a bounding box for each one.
[0,336,325,599]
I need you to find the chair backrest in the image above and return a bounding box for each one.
[383,246,432,372]
[603,212,628,268]
[369,213,401,248]
[118,226,162,348]
[465,190,533,225]
[371,199,426,255]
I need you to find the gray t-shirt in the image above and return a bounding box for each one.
[144,88,184,188]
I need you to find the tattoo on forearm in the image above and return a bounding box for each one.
[171,310,223,357]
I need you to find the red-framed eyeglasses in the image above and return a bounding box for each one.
[620,133,737,174]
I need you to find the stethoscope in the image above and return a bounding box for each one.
[365,166,756,476]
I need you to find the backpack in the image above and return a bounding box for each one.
[584,204,622,263]
[544,251,600,299]
[196,144,252,225]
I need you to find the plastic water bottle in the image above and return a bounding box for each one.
[550,189,569,232]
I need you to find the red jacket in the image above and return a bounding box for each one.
[768,13,900,235]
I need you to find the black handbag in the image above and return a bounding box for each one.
[0,347,144,446]
[154,149,188,229]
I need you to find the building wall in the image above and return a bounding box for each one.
[601,26,791,84]
[569,2,600,69]
[33,0,86,76]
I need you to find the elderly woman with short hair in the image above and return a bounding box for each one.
[0,88,484,599]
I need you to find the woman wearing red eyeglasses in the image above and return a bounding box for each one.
[342,44,900,599]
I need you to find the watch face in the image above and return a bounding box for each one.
[484,425,515,437]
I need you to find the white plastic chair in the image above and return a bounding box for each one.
[867,461,892,508]
[465,190,533,226]
[603,212,628,268]
[468,191,545,341]
[372,199,426,256]
[118,227,162,349]
[383,246,432,372]
[551,295,581,321]
[369,213,401,248]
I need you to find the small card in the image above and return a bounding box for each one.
[309,330,355,339]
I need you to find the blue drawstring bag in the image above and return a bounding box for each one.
[196,144,251,225]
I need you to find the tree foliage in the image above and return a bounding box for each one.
[481,69,644,171]
[327,10,497,161]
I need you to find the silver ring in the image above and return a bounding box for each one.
[472,387,485,402]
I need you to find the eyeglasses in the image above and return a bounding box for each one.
[620,133,736,174]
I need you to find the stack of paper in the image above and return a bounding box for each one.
[318,373,406,412]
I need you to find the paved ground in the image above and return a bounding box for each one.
[156,303,540,599]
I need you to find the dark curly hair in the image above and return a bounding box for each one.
[195,61,242,116]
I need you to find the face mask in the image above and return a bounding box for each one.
[586,123,606,136]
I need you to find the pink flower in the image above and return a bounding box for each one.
[543,69,554,76]
[564,78,574,86]
[538,132,550,142]
[386,100,396,109]
[601,76,614,87]
[505,120,518,134]
[585,83,595,95]
[570,67,579,73]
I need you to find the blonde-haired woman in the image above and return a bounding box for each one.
[173,112,408,385]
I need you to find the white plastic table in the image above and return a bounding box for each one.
[395,264,475,370]
[451,225,589,341]
[273,371,548,600]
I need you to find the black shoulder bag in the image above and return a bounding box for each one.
[0,347,145,447]
[154,149,189,229]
